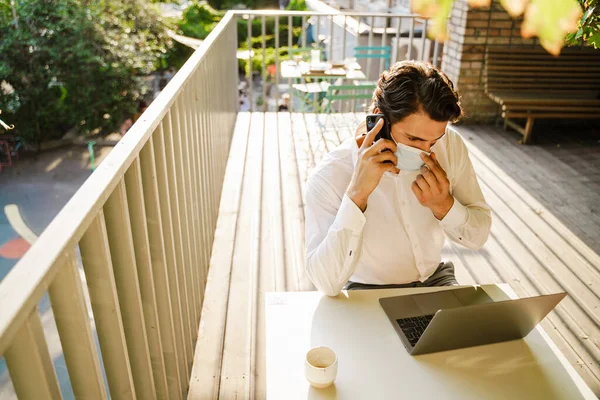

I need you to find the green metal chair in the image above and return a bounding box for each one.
[323,83,377,113]
[354,46,391,71]
[288,47,327,112]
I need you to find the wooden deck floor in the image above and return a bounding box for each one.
[189,112,600,398]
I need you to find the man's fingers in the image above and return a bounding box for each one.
[420,152,446,181]
[415,174,431,196]
[411,181,424,202]
[361,118,383,149]
[383,164,401,174]
[364,138,396,158]
[419,167,440,193]
[372,151,398,166]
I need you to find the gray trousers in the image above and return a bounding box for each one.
[345,261,458,290]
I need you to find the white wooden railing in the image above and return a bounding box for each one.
[0,13,238,400]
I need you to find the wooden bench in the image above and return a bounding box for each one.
[483,46,600,144]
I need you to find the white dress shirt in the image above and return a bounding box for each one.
[305,125,491,296]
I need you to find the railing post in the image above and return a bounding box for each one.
[192,73,210,290]
[124,159,171,399]
[262,15,267,112]
[288,14,293,113]
[4,310,62,400]
[421,19,428,63]
[302,15,307,48]
[49,251,108,399]
[275,16,280,108]
[394,16,401,63]
[185,76,205,303]
[343,15,347,60]
[248,15,254,112]
[367,16,375,79]
[408,17,414,60]
[104,180,156,400]
[160,109,193,396]
[381,16,388,72]
[179,88,201,338]
[140,138,186,398]
[80,212,136,399]
[329,14,334,61]
[169,99,194,387]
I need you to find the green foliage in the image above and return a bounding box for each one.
[178,1,224,40]
[566,0,600,48]
[206,0,278,10]
[96,0,173,74]
[176,0,306,49]
[238,46,292,76]
[165,42,195,70]
[165,1,222,69]
[286,0,307,11]
[0,0,172,148]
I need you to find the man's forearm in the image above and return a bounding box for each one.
[306,229,363,296]
[305,195,366,296]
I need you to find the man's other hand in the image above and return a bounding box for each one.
[411,152,454,220]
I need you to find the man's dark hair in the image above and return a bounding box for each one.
[370,61,463,124]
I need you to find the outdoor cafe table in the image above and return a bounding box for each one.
[280,60,367,112]
[280,60,367,81]
[265,284,597,399]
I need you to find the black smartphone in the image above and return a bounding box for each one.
[366,114,392,142]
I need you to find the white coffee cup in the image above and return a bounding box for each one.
[305,346,338,389]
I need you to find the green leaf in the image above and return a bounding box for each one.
[589,33,600,48]
[521,0,582,55]
[581,6,595,24]
[412,0,454,41]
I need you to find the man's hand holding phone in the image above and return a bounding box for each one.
[346,119,400,212]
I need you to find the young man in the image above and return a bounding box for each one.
[305,61,491,296]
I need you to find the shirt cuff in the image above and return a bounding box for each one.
[439,197,468,230]
[332,195,367,233]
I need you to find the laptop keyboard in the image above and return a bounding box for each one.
[396,314,434,347]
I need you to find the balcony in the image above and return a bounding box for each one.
[1,10,599,400]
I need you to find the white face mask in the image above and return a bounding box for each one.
[393,138,430,172]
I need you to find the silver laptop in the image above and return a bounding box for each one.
[379,286,566,355]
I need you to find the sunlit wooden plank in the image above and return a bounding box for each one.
[188,112,252,399]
